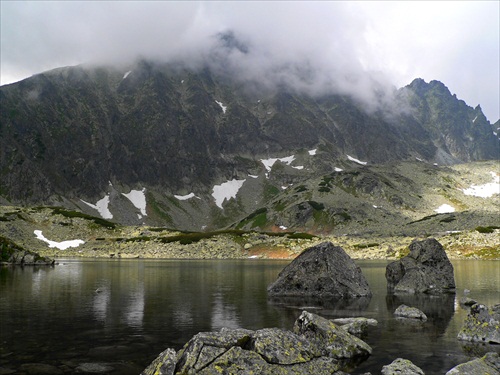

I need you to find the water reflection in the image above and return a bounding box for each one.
[386,293,455,336]
[0,259,498,375]
[268,295,372,316]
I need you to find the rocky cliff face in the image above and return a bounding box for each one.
[0,61,498,229]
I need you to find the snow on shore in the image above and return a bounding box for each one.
[34,230,84,250]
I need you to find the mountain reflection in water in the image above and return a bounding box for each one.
[0,259,498,375]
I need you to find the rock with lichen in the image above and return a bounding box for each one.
[457,303,500,344]
[141,311,372,374]
[445,352,500,375]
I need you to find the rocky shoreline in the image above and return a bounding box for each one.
[1,205,498,262]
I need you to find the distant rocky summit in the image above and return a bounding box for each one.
[141,311,372,375]
[458,303,500,344]
[386,238,455,294]
[0,235,54,265]
[267,242,372,298]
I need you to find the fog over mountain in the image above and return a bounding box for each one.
[2,1,499,121]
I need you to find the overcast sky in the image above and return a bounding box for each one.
[1,1,499,121]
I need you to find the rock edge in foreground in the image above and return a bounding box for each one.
[141,311,372,375]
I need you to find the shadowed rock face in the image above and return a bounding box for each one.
[386,238,455,294]
[267,241,372,298]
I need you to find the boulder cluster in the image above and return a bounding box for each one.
[138,238,497,374]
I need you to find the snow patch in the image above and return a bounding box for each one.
[34,230,84,250]
[248,174,259,179]
[472,116,478,123]
[123,71,132,79]
[347,155,367,165]
[215,100,227,113]
[308,149,317,156]
[122,188,147,216]
[212,179,246,209]
[261,155,296,173]
[292,165,304,170]
[174,193,199,201]
[81,195,113,219]
[334,167,343,172]
[462,172,500,198]
[435,204,455,213]
[279,225,287,230]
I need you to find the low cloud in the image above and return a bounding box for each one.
[1,1,498,120]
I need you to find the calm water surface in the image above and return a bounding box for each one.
[0,259,498,374]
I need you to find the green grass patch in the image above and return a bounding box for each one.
[475,226,500,234]
[49,207,116,229]
[353,243,380,249]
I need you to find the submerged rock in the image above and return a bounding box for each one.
[141,311,372,375]
[457,303,500,344]
[394,304,428,321]
[267,242,372,298]
[386,238,455,294]
[381,358,425,375]
[445,352,500,374]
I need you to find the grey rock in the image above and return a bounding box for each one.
[445,352,500,375]
[141,348,176,375]
[141,311,372,374]
[332,317,378,337]
[457,303,500,344]
[267,242,372,298]
[394,304,428,321]
[249,328,315,364]
[386,238,455,294]
[381,358,425,375]
[293,310,372,360]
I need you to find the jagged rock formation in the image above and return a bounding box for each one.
[386,238,456,294]
[267,242,372,298]
[141,311,372,375]
[0,60,498,230]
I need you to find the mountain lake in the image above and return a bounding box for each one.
[0,259,498,374]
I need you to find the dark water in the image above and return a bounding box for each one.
[0,259,498,374]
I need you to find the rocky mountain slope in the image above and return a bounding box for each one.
[0,61,498,232]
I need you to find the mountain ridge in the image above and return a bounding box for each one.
[0,61,498,231]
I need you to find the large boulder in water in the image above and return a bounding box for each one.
[386,238,455,294]
[267,242,372,298]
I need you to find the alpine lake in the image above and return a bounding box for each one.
[0,258,498,375]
